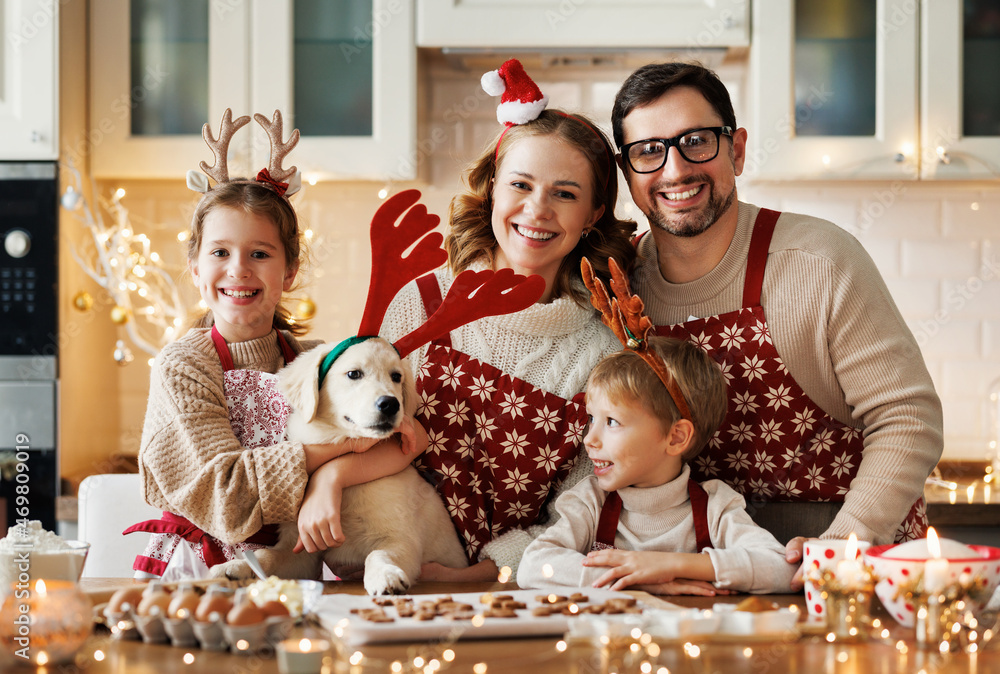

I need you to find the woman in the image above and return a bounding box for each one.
[376,99,638,581]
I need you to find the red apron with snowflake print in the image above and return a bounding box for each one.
[652,208,926,544]
[591,481,713,552]
[411,274,589,563]
[126,327,296,576]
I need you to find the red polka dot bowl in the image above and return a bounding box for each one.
[864,544,1000,627]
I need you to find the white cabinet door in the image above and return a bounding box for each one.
[89,0,249,179]
[250,0,416,181]
[90,0,414,181]
[921,0,1000,179]
[0,0,58,160]
[417,0,748,49]
[747,0,919,181]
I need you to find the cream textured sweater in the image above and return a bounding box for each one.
[380,268,620,576]
[138,328,321,545]
[518,467,795,593]
[632,202,943,545]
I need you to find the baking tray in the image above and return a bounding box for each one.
[314,587,650,645]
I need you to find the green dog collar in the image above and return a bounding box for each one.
[316,335,400,388]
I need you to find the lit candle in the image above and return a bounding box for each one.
[276,637,330,674]
[923,527,950,595]
[835,533,864,589]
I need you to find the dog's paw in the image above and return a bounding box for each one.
[210,560,256,581]
[364,563,412,596]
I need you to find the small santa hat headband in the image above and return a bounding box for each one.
[482,59,611,185]
[186,108,302,198]
[581,257,694,424]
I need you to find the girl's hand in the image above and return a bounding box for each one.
[302,436,378,474]
[294,462,345,553]
[419,559,498,583]
[584,549,682,591]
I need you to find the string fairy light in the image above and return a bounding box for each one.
[61,159,187,362]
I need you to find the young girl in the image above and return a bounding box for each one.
[518,335,795,594]
[312,61,638,582]
[128,112,419,577]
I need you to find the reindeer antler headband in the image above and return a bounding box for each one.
[582,257,693,423]
[186,108,302,197]
[317,190,546,387]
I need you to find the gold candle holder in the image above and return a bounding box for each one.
[897,575,993,652]
[807,564,876,641]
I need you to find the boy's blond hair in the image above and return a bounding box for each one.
[587,336,727,461]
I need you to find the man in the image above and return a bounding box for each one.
[611,62,942,585]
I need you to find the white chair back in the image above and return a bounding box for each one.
[77,473,160,578]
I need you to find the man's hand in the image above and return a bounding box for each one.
[785,536,807,591]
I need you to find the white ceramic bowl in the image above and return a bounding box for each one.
[712,603,800,636]
[864,543,1000,627]
[644,608,720,640]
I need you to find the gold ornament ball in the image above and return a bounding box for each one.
[110,305,130,325]
[72,291,94,312]
[296,298,317,320]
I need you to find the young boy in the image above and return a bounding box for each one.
[518,337,796,594]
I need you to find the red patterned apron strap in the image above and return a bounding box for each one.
[275,330,297,364]
[742,208,782,309]
[132,555,168,576]
[687,479,713,552]
[595,491,623,549]
[415,273,451,348]
[124,511,231,569]
[210,324,236,372]
[244,524,280,547]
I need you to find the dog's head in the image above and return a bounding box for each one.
[278,338,417,441]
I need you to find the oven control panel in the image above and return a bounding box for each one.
[0,163,57,355]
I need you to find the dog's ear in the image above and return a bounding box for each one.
[399,355,419,417]
[277,344,329,423]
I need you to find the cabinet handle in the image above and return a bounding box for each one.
[936,147,951,165]
[31,131,42,143]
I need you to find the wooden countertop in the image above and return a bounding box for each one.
[65,579,998,673]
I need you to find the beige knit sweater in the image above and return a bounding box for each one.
[632,201,943,545]
[138,328,321,545]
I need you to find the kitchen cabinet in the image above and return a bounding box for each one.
[90,0,415,181]
[0,0,58,160]
[417,0,748,49]
[748,0,1000,181]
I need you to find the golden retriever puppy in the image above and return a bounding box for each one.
[212,338,468,594]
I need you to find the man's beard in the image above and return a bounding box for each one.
[642,176,736,239]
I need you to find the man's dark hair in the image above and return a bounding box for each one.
[611,62,737,149]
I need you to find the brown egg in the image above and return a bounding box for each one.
[258,599,290,618]
[137,584,172,617]
[107,586,145,614]
[226,598,266,626]
[195,590,233,623]
[168,586,201,619]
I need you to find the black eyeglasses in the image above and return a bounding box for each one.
[620,126,733,174]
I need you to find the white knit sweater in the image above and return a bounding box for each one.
[518,466,795,593]
[380,267,620,576]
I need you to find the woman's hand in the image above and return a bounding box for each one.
[785,536,808,591]
[419,559,499,583]
[294,461,346,553]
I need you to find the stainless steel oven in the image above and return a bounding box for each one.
[0,162,59,535]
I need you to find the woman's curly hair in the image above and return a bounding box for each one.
[446,109,637,305]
